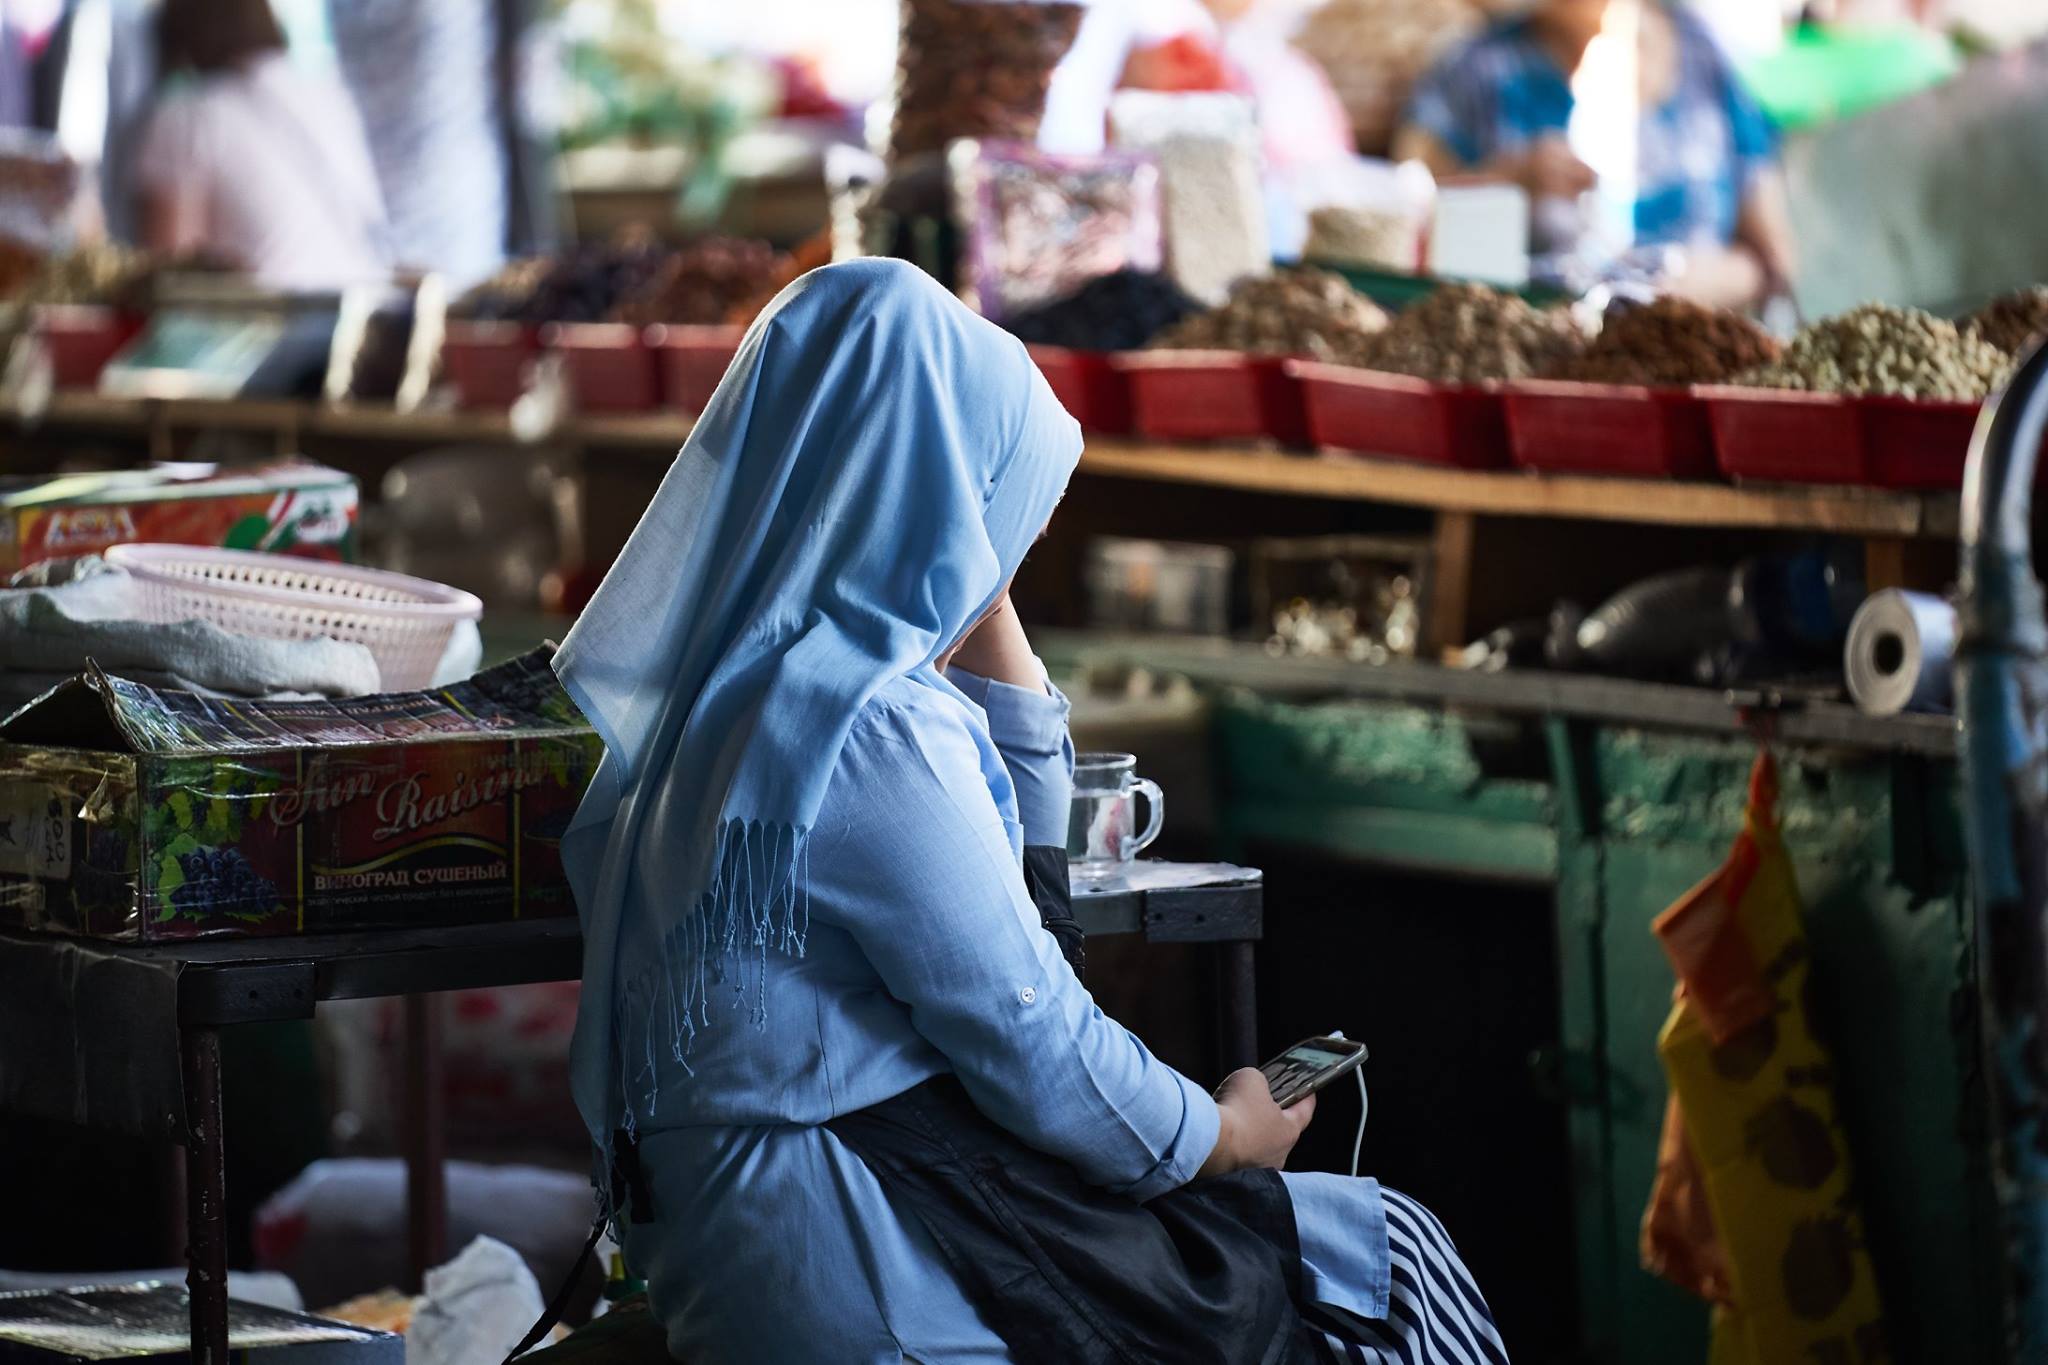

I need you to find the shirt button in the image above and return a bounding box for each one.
[1018,986,1037,1006]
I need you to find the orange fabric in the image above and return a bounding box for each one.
[1641,1086,1734,1305]
[1650,757,1773,1045]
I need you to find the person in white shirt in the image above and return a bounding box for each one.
[131,0,390,291]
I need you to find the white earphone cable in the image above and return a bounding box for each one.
[1350,1063,1368,1179]
[1328,1031,1368,1179]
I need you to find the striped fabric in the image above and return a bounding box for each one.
[1310,1189,1511,1365]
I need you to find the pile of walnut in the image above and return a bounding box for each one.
[1737,303,2013,401]
[1356,282,1583,383]
[1151,268,1388,360]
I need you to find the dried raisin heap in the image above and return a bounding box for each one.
[1002,269,1204,351]
[1548,295,1780,387]
[1968,286,2048,358]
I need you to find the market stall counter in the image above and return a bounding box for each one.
[0,862,1264,1365]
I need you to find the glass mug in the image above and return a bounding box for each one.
[1067,752,1164,869]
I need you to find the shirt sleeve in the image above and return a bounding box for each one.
[1402,46,1488,167]
[815,694,1217,1201]
[945,661,1074,848]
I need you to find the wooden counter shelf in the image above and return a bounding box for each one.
[1,398,1965,542]
[1078,440,1958,539]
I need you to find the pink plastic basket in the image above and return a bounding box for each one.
[104,544,482,692]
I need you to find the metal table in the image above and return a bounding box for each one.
[0,860,1261,1365]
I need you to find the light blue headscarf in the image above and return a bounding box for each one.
[553,259,1082,1168]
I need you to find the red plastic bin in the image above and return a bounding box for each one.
[1028,345,1132,436]
[1861,395,2048,489]
[440,321,538,409]
[543,322,661,413]
[648,323,745,416]
[1862,395,1982,489]
[37,305,143,389]
[1289,361,1510,470]
[1111,351,1306,446]
[1698,386,1866,485]
[1502,380,1716,479]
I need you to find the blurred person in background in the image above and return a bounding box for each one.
[325,0,519,290]
[1392,0,1794,308]
[131,0,389,289]
[1044,0,1353,169]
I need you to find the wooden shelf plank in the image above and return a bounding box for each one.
[1079,441,1955,538]
[38,393,150,429]
[572,411,693,447]
[313,404,515,444]
[13,396,692,452]
[1041,629,1959,758]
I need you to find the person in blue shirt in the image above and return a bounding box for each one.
[1394,0,1795,308]
[553,258,1509,1363]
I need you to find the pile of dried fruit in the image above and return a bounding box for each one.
[454,242,666,325]
[612,237,788,326]
[1003,269,1203,351]
[1359,282,1583,382]
[453,234,786,328]
[1151,268,1386,360]
[1549,295,1780,386]
[0,237,43,300]
[890,0,1082,160]
[1,241,155,309]
[1737,303,2012,400]
[1968,286,2048,357]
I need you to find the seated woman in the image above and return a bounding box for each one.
[1393,0,1793,308]
[555,258,1507,1364]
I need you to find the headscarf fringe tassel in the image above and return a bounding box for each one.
[592,816,811,1226]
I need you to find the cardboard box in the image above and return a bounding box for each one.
[0,1282,401,1365]
[0,649,598,940]
[0,463,358,577]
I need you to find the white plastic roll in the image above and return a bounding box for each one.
[1845,589,1956,716]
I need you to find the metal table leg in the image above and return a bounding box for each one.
[181,1027,229,1365]
[404,993,448,1289]
[1220,941,1259,1072]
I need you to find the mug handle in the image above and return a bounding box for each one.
[1123,779,1164,861]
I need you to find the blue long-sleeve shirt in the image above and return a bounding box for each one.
[621,666,1388,1362]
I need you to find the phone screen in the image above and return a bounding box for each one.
[1259,1038,1366,1107]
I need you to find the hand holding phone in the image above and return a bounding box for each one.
[1200,1068,1316,1178]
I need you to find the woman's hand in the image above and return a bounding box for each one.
[1497,136,1598,201]
[941,593,1044,691]
[1198,1068,1315,1178]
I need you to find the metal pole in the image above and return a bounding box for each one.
[404,993,449,1290]
[1957,337,2048,1362]
[180,1027,230,1365]
[1220,940,1259,1073]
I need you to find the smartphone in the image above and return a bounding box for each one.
[1257,1035,1369,1108]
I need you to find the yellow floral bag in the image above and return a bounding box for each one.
[1643,751,1887,1364]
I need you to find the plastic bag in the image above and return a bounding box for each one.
[1109,91,1268,306]
[949,139,1162,321]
